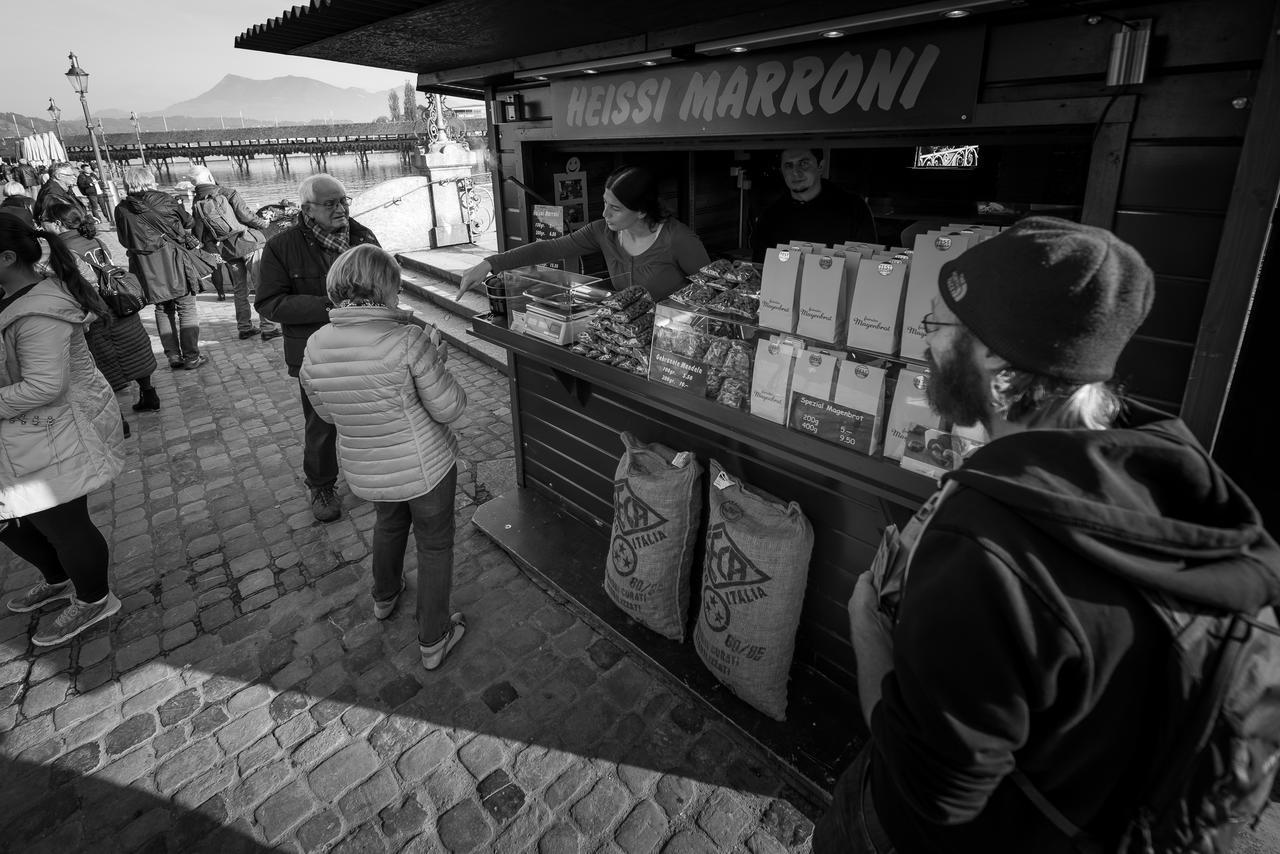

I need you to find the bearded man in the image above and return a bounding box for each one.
[812,217,1280,853]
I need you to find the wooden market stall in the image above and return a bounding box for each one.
[238,0,1280,793]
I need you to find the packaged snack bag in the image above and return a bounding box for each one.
[846,256,909,356]
[883,366,942,461]
[832,358,888,456]
[796,251,856,344]
[900,231,977,361]
[749,337,799,424]
[759,245,806,333]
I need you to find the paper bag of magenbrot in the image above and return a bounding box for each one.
[694,461,814,720]
[605,432,703,641]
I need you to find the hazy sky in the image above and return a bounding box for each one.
[0,0,413,118]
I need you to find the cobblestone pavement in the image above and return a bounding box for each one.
[0,290,823,852]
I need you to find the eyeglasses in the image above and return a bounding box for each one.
[921,312,961,334]
[309,196,352,211]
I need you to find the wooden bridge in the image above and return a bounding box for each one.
[63,131,422,172]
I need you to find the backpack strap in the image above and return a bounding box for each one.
[1008,770,1098,852]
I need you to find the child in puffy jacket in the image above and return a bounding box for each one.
[300,245,468,671]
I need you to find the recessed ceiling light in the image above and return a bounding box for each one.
[583,69,598,74]
[942,8,970,17]
[822,30,845,38]
[729,46,748,53]
[639,60,657,66]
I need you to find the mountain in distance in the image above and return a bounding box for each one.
[155,74,396,124]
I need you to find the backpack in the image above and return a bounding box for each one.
[1013,597,1280,854]
[193,192,262,260]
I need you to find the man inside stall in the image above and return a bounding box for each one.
[749,147,877,259]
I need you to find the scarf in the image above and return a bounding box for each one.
[306,216,350,257]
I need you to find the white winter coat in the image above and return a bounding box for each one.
[300,305,467,502]
[0,278,125,520]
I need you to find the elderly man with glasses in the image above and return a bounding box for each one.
[35,162,89,224]
[257,174,381,523]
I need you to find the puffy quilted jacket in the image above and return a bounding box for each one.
[300,305,466,502]
[0,279,125,520]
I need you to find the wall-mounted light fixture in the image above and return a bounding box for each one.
[694,0,1007,56]
[514,49,681,81]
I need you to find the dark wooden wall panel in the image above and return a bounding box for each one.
[1113,210,1225,280]
[1119,144,1241,212]
[1143,276,1209,343]
[1129,72,1255,140]
[1114,338,1195,409]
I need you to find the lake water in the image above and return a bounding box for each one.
[152,151,419,211]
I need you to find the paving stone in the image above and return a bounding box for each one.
[478,769,526,824]
[759,797,813,848]
[226,682,272,715]
[157,688,201,727]
[381,795,431,840]
[615,801,669,854]
[659,830,718,854]
[617,762,661,797]
[268,688,310,723]
[438,799,492,853]
[539,822,583,854]
[745,830,789,854]
[367,714,429,762]
[52,682,121,731]
[397,730,454,782]
[310,740,381,802]
[458,735,506,780]
[545,762,595,811]
[189,704,230,738]
[104,713,157,757]
[216,705,274,754]
[52,741,101,778]
[296,809,344,851]
[481,681,519,714]
[654,776,697,820]
[571,776,630,837]
[255,779,316,843]
[274,710,318,749]
[155,737,221,795]
[333,825,387,854]
[22,678,69,717]
[338,767,400,826]
[696,792,748,848]
[152,725,188,759]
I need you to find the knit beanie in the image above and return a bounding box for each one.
[937,216,1154,383]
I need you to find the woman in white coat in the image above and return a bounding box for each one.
[0,208,125,646]
[301,245,468,670]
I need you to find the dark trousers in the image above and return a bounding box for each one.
[299,381,338,489]
[372,466,457,644]
[0,495,110,602]
[90,194,113,224]
[155,295,200,363]
[226,257,277,335]
[812,745,897,854]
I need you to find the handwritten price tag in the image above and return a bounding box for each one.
[648,348,708,396]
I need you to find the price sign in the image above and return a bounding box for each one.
[648,348,708,396]
[788,392,876,452]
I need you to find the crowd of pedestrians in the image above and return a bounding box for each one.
[0,166,471,672]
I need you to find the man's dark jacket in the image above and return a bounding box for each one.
[861,403,1280,853]
[35,180,87,223]
[255,218,379,376]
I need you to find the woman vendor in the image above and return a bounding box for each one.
[458,165,710,302]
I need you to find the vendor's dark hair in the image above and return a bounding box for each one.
[604,165,666,223]
[0,210,112,322]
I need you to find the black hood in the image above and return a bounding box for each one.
[947,402,1280,613]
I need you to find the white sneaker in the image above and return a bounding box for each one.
[420,612,467,671]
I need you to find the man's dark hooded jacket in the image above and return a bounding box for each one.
[865,403,1280,854]
[255,218,379,377]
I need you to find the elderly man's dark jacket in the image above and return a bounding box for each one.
[255,218,379,376]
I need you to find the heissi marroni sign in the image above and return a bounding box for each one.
[549,28,983,139]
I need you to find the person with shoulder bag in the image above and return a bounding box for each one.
[188,165,278,341]
[114,165,208,370]
[43,201,159,418]
[0,208,126,646]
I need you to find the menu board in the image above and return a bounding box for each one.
[788,392,878,452]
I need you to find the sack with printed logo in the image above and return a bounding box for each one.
[604,432,704,641]
[694,461,813,720]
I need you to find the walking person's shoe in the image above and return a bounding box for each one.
[32,592,121,646]
[6,580,72,613]
[182,355,208,370]
[420,613,467,671]
[238,327,262,340]
[310,485,342,523]
[261,328,282,342]
[132,388,161,411]
[168,357,185,370]
[373,580,406,620]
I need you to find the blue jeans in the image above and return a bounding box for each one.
[812,745,897,854]
[371,465,457,645]
[154,294,200,364]
[228,252,277,335]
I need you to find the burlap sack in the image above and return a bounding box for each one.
[604,432,703,641]
[694,461,814,720]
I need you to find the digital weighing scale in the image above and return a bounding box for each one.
[493,266,611,346]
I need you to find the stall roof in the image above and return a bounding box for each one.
[235,0,1086,91]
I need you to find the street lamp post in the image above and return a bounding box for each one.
[64,51,112,204]
[46,98,63,149]
[96,119,118,179]
[129,111,146,165]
